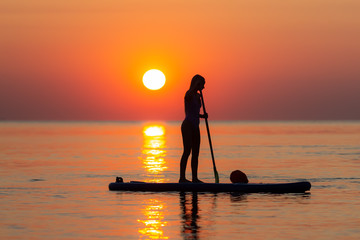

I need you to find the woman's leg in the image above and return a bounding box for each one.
[191,126,201,182]
[179,121,192,182]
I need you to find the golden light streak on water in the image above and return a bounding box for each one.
[137,199,169,239]
[141,125,168,183]
[144,126,165,137]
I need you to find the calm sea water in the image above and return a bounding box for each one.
[0,121,359,239]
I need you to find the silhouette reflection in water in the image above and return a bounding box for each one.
[180,192,199,239]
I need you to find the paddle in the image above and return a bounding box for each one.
[199,90,219,183]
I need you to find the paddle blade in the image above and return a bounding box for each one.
[215,170,219,183]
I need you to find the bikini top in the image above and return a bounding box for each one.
[184,92,201,127]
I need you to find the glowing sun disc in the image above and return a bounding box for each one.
[143,69,166,90]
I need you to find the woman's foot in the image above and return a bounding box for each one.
[192,179,204,183]
[179,178,192,183]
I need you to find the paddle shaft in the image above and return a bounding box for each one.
[200,90,219,183]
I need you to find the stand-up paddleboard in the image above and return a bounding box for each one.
[108,180,311,193]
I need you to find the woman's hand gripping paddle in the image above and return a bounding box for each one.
[200,90,219,183]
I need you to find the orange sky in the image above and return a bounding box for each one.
[1,0,359,120]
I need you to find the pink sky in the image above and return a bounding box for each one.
[1,0,359,120]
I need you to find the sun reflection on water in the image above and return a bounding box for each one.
[137,125,170,239]
[141,125,168,183]
[137,199,169,239]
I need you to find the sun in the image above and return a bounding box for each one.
[142,69,166,90]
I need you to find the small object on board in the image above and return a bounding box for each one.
[230,170,249,183]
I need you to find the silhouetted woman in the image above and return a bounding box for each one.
[179,74,207,183]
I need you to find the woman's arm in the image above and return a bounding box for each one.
[185,81,202,102]
[199,113,208,119]
[185,88,197,102]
